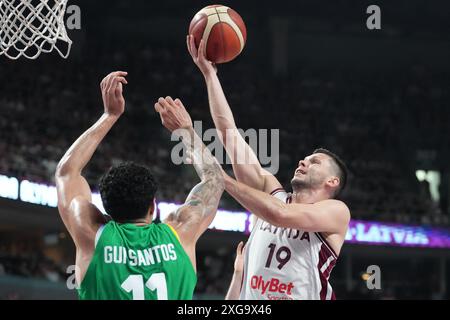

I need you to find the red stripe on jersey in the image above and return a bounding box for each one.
[269,188,285,196]
[323,259,336,279]
[317,244,330,300]
[315,232,338,259]
[317,242,334,270]
[331,290,336,300]
[317,242,338,299]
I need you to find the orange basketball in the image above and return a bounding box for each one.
[189,5,247,64]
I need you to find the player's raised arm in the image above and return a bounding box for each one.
[224,173,350,235]
[55,71,128,251]
[187,35,282,193]
[154,97,224,269]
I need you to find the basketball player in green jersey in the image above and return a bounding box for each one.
[55,71,224,300]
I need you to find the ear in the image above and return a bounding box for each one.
[147,198,157,220]
[326,176,340,189]
[153,198,157,215]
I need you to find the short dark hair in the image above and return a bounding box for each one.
[99,162,158,221]
[313,148,348,197]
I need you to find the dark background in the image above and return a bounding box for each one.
[0,0,449,299]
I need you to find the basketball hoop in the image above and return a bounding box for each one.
[0,0,72,60]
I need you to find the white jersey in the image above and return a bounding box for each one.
[239,189,338,300]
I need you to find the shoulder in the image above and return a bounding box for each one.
[159,223,181,241]
[70,196,96,212]
[269,188,289,202]
[261,170,283,194]
[321,199,349,210]
[269,188,286,196]
[70,197,106,223]
[164,204,202,226]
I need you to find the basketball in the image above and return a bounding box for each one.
[189,5,247,64]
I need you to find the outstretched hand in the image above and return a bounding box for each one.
[154,96,193,132]
[100,71,128,117]
[187,35,217,77]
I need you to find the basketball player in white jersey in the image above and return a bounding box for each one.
[187,36,350,300]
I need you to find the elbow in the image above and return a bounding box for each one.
[214,113,235,128]
[55,161,66,179]
[221,119,236,131]
[55,158,74,179]
[216,120,236,139]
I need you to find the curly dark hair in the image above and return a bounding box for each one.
[99,162,158,221]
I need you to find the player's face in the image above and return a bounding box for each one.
[291,153,333,190]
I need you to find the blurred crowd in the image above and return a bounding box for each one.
[0,242,66,283]
[0,41,448,227]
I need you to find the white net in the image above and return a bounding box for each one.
[0,0,72,59]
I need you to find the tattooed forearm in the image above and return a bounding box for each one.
[185,179,222,217]
[178,127,220,179]
[177,127,224,217]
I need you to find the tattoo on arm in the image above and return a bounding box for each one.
[176,127,224,219]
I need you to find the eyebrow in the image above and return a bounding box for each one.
[307,155,321,162]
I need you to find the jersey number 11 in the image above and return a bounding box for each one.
[121,273,168,300]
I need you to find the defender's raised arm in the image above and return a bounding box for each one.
[55,71,127,283]
[155,96,224,270]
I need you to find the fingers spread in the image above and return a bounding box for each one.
[111,77,124,98]
[114,82,123,98]
[186,35,191,55]
[105,74,116,93]
[161,97,177,114]
[103,71,128,92]
[154,102,163,113]
[155,102,165,123]
[158,97,171,110]
[174,98,186,110]
[174,98,182,106]
[113,71,128,77]
[199,39,206,60]
[111,77,125,89]
[165,96,175,106]
[158,112,165,124]
[189,35,198,58]
[103,74,111,91]
[116,76,128,85]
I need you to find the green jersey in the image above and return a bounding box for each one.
[78,221,197,300]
